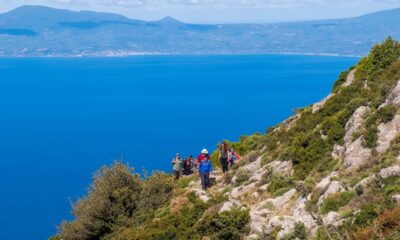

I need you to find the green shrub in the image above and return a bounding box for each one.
[332,69,352,93]
[197,208,250,240]
[59,162,142,240]
[272,187,292,198]
[234,169,251,186]
[320,191,356,214]
[363,125,378,148]
[353,204,379,229]
[378,104,396,123]
[383,176,400,196]
[369,36,400,72]
[268,175,295,196]
[282,222,307,240]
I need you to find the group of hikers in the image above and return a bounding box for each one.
[172,141,241,190]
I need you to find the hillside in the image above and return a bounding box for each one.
[1,6,400,57]
[53,38,400,240]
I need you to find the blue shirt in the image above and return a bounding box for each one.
[198,159,213,174]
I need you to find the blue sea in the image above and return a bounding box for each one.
[0,55,358,240]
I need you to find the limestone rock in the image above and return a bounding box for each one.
[266,189,297,211]
[259,184,269,191]
[392,195,400,203]
[291,197,317,233]
[316,172,339,189]
[249,208,271,234]
[384,80,400,107]
[243,156,262,173]
[219,201,234,213]
[344,106,370,145]
[318,181,344,206]
[343,69,356,87]
[332,144,344,159]
[343,138,372,169]
[379,165,400,179]
[267,160,293,175]
[193,189,209,202]
[355,175,377,188]
[266,216,297,239]
[230,182,257,199]
[323,212,342,227]
[376,115,400,154]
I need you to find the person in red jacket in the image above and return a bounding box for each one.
[197,148,209,165]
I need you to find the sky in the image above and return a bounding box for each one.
[0,0,399,23]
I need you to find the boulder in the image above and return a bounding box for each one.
[376,115,400,154]
[379,165,400,179]
[291,197,317,233]
[249,208,271,234]
[344,106,370,145]
[355,174,377,188]
[219,201,234,213]
[230,182,257,199]
[392,195,400,203]
[243,156,262,173]
[267,160,293,174]
[318,181,344,206]
[268,189,297,211]
[343,138,372,169]
[343,69,356,87]
[323,212,342,227]
[332,144,344,159]
[384,80,400,107]
[266,216,297,239]
[316,172,339,189]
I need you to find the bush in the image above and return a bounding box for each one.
[272,187,292,198]
[383,176,400,196]
[378,104,396,123]
[320,191,356,214]
[59,162,142,240]
[353,205,400,240]
[268,175,295,197]
[282,222,307,240]
[363,126,378,148]
[234,169,251,186]
[197,208,250,240]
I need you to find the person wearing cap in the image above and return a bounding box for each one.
[172,153,183,180]
[197,148,209,165]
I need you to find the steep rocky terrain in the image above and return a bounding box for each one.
[54,38,400,240]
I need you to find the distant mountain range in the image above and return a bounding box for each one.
[0,5,399,57]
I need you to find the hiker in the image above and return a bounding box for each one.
[183,156,193,175]
[219,142,229,173]
[189,155,197,170]
[198,154,213,190]
[172,153,183,180]
[229,148,236,167]
[197,149,209,166]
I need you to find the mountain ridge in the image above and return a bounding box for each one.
[1,5,400,57]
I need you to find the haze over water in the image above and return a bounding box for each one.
[0,55,358,240]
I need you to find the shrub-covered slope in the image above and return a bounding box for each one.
[53,37,400,240]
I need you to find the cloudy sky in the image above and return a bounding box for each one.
[0,0,399,23]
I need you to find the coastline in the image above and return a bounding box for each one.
[0,51,363,58]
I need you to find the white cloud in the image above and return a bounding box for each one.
[33,0,400,9]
